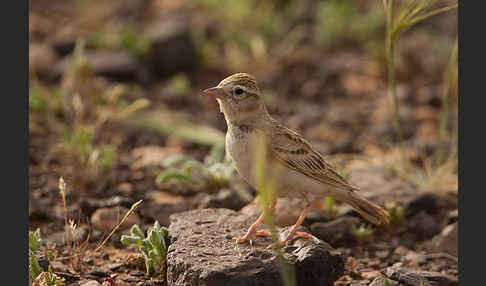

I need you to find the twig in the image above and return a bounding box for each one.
[93,199,143,253]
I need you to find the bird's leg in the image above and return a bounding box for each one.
[280,202,320,246]
[234,198,277,245]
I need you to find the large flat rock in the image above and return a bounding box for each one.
[166,208,344,286]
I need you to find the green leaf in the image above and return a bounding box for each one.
[120,235,141,245]
[156,168,196,185]
[29,228,41,251]
[29,255,43,280]
[130,224,145,239]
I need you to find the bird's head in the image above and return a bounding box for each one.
[203,73,267,124]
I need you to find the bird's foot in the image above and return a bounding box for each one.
[233,229,271,245]
[265,231,320,249]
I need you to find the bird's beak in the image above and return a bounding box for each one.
[203,87,225,98]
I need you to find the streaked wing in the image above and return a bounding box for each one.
[270,124,356,191]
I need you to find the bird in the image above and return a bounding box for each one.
[203,73,389,246]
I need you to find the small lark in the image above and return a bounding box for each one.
[204,73,388,246]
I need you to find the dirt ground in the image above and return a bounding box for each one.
[29,1,458,285]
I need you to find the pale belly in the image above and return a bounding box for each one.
[226,129,331,202]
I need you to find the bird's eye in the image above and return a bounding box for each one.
[234,88,244,95]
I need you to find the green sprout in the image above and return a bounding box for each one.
[350,224,374,244]
[156,155,235,193]
[29,228,41,252]
[29,229,43,280]
[29,254,43,280]
[385,202,406,225]
[166,74,191,97]
[121,221,169,276]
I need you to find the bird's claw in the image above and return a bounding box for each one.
[233,229,270,245]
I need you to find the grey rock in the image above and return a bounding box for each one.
[145,15,197,76]
[310,216,361,247]
[385,265,458,286]
[166,208,344,286]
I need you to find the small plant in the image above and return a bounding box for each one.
[29,229,65,285]
[29,228,42,252]
[385,202,406,225]
[32,267,65,286]
[29,229,43,280]
[166,74,191,97]
[350,224,374,244]
[156,155,235,193]
[121,221,169,276]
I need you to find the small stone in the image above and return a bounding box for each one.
[429,222,458,257]
[194,189,249,210]
[91,207,141,232]
[408,211,440,240]
[361,270,383,280]
[310,216,361,247]
[146,15,197,76]
[385,265,458,286]
[80,280,101,286]
[29,43,58,80]
[369,277,398,286]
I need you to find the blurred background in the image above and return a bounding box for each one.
[29,0,458,284]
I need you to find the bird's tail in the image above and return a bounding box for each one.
[334,190,389,226]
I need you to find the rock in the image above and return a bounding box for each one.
[145,15,197,76]
[446,209,458,224]
[385,264,458,286]
[140,201,190,227]
[369,277,398,286]
[30,43,58,81]
[54,50,142,81]
[429,222,458,257]
[346,167,417,207]
[166,208,344,286]
[347,168,458,218]
[91,207,142,232]
[310,216,361,247]
[406,193,438,216]
[193,189,250,210]
[407,211,440,240]
[80,280,101,286]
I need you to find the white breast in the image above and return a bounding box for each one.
[226,126,257,188]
